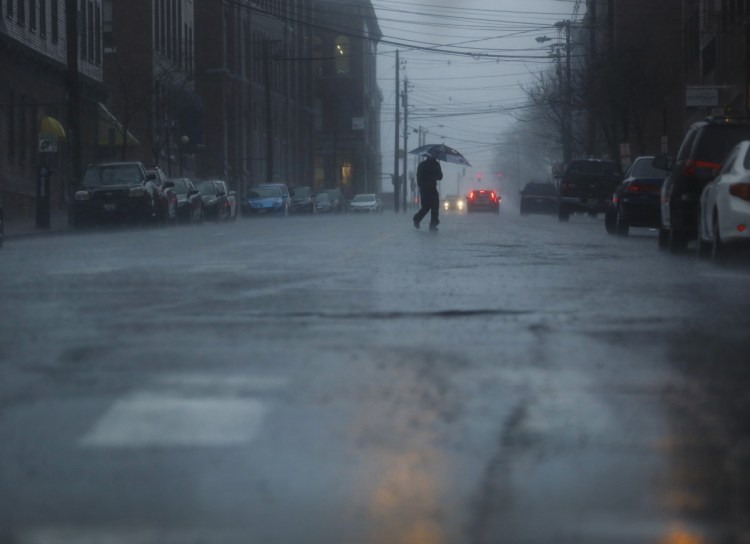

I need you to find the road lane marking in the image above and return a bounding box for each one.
[79,373,285,448]
[80,393,267,447]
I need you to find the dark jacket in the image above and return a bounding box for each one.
[417,157,443,191]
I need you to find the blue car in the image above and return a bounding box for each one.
[242,185,288,217]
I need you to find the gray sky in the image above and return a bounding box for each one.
[373,0,576,194]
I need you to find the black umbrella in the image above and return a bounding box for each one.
[409,143,471,167]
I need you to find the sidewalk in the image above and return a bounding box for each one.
[4,209,72,239]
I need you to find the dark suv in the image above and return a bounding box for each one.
[656,117,750,251]
[556,159,622,221]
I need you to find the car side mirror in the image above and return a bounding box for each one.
[165,181,175,188]
[147,173,157,181]
[217,191,226,197]
[188,189,198,197]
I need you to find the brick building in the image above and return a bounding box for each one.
[0,0,105,228]
[312,0,381,196]
[194,0,314,197]
[102,0,201,177]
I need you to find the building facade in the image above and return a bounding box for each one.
[195,0,314,198]
[312,0,381,197]
[102,0,200,177]
[1,0,104,227]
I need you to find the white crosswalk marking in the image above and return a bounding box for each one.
[79,374,283,448]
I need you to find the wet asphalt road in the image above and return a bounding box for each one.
[0,207,749,544]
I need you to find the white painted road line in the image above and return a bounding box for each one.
[80,393,267,448]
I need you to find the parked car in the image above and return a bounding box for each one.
[655,117,750,251]
[697,140,750,262]
[442,194,465,212]
[466,189,500,213]
[349,193,383,213]
[242,185,288,217]
[556,158,622,221]
[170,178,204,224]
[604,156,666,236]
[314,192,333,213]
[145,166,177,226]
[214,180,237,220]
[196,180,230,221]
[289,186,317,214]
[71,162,160,227]
[322,188,347,213]
[519,182,557,215]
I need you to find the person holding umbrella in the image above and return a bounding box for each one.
[413,154,443,231]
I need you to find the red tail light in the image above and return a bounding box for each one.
[490,191,497,202]
[626,182,660,194]
[684,159,720,177]
[468,191,475,200]
[729,183,750,201]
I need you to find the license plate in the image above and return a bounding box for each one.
[103,203,116,211]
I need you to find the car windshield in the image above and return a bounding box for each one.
[82,164,142,188]
[197,182,216,195]
[316,193,330,202]
[695,126,750,163]
[249,187,280,199]
[352,194,374,203]
[628,159,667,179]
[170,179,188,193]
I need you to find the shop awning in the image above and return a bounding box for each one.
[97,102,139,147]
[39,116,66,139]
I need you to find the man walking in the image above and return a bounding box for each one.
[413,154,443,231]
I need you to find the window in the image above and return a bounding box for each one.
[7,0,14,19]
[40,0,46,37]
[94,3,101,63]
[79,0,86,58]
[17,0,25,26]
[335,36,350,75]
[29,0,35,30]
[50,0,58,42]
[7,90,15,160]
[87,1,94,61]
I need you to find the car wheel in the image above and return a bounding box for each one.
[710,214,728,265]
[615,206,629,236]
[558,205,569,222]
[604,207,616,234]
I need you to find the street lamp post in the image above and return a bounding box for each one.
[179,135,189,177]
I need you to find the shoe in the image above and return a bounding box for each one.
[429,224,439,232]
[413,218,420,229]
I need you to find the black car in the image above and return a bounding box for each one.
[196,180,230,221]
[322,188,346,213]
[170,178,204,224]
[466,189,500,213]
[605,156,666,236]
[556,159,622,221]
[519,182,557,215]
[289,186,317,214]
[71,162,160,227]
[656,117,750,251]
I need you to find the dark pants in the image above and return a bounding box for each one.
[413,186,439,227]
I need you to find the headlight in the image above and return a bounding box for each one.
[74,190,90,201]
[457,201,464,210]
[129,187,146,197]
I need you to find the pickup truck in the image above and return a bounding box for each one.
[556,159,622,222]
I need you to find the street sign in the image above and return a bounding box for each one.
[686,86,719,107]
[38,133,58,152]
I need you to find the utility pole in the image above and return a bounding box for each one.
[402,77,408,212]
[263,41,274,182]
[564,20,573,164]
[393,50,400,213]
[65,0,82,187]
